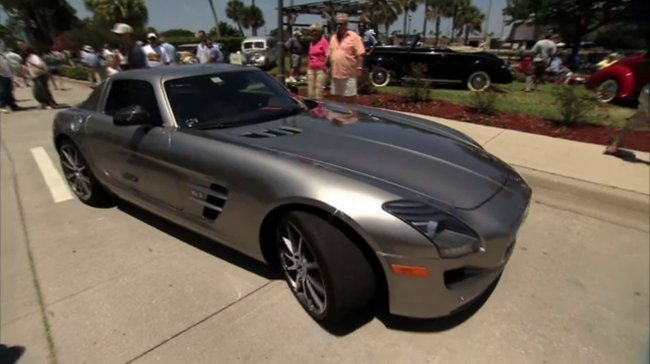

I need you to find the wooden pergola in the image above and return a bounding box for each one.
[280,0,371,33]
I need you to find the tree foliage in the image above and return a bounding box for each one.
[242,5,265,36]
[226,0,246,36]
[503,0,635,53]
[0,0,79,49]
[209,22,241,38]
[83,0,149,30]
[160,28,195,38]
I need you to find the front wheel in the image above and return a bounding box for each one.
[369,66,391,88]
[467,71,491,91]
[276,211,376,325]
[57,139,112,206]
[597,79,618,103]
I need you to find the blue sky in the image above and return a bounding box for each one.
[66,0,511,37]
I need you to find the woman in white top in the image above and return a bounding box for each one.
[25,47,57,109]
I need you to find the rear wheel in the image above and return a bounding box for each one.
[57,139,112,206]
[597,79,618,103]
[369,66,391,88]
[276,211,376,325]
[467,71,491,91]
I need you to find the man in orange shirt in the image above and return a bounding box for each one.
[328,13,366,103]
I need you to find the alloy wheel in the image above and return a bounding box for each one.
[59,144,93,201]
[278,222,327,316]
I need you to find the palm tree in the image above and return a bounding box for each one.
[364,0,398,39]
[394,0,420,36]
[458,5,485,44]
[422,0,448,45]
[241,4,264,36]
[84,0,148,29]
[207,0,221,37]
[444,0,470,43]
[247,4,264,36]
[226,0,246,36]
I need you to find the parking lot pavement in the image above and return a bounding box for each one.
[1,83,648,364]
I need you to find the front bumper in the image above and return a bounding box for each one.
[377,173,531,318]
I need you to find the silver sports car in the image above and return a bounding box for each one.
[53,64,531,325]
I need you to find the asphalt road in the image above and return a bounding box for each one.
[1,83,648,364]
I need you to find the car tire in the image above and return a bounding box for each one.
[467,71,491,91]
[57,139,113,206]
[369,66,391,88]
[597,79,618,103]
[276,211,376,325]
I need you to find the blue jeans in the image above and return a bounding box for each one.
[0,76,17,109]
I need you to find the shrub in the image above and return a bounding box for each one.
[554,85,595,124]
[61,65,89,81]
[403,63,431,103]
[357,69,376,95]
[471,90,498,115]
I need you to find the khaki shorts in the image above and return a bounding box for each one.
[331,78,357,97]
[307,69,327,99]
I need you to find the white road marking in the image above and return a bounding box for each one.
[30,147,74,203]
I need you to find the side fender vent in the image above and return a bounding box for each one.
[189,183,229,220]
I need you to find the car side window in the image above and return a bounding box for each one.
[78,82,104,111]
[104,80,163,125]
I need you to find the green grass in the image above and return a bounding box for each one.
[379,82,636,127]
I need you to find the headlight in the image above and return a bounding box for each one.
[383,200,481,258]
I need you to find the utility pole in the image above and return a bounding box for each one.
[277,0,285,85]
[484,0,493,38]
[208,0,221,37]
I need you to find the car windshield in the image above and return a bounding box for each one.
[164,70,303,130]
[243,41,265,49]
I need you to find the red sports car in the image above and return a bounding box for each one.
[586,52,650,103]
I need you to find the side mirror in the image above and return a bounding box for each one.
[113,105,151,126]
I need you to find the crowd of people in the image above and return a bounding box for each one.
[1,40,61,112]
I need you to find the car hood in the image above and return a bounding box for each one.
[214,106,513,209]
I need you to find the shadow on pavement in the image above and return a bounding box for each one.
[0,344,25,364]
[321,274,502,336]
[116,200,279,280]
[605,149,650,165]
[112,199,500,336]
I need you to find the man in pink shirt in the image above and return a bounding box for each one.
[307,23,329,99]
[328,13,366,102]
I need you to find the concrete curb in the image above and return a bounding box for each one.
[516,165,649,232]
[517,165,649,212]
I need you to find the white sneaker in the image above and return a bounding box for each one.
[0,108,11,113]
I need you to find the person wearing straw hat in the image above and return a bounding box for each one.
[111,23,147,70]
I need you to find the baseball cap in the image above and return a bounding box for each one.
[147,32,158,39]
[111,23,133,34]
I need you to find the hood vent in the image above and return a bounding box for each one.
[242,126,302,138]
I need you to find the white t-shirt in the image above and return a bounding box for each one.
[142,44,170,67]
[196,44,210,64]
[26,54,47,78]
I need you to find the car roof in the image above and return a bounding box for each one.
[111,64,256,83]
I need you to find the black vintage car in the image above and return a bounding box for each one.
[365,37,513,91]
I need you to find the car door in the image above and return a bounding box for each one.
[85,79,184,211]
[427,50,465,82]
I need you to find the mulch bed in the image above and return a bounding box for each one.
[316,92,650,152]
